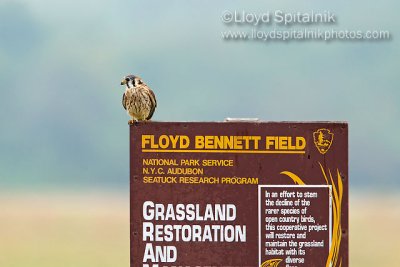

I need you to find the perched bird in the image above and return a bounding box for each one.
[120,75,157,124]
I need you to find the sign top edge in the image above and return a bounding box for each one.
[129,121,348,126]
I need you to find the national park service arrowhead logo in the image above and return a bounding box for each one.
[313,128,334,154]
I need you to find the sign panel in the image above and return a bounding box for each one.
[130,122,348,267]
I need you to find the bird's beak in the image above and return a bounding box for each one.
[121,79,126,85]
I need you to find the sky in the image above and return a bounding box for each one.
[0,0,399,191]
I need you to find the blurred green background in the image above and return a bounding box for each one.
[0,0,399,266]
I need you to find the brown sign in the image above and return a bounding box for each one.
[130,122,348,267]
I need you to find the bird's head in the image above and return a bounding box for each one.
[121,75,143,89]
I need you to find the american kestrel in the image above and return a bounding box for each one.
[120,75,157,124]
